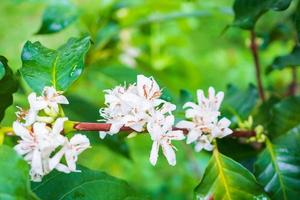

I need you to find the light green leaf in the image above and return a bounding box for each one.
[266,45,300,74]
[31,166,147,200]
[268,96,300,138]
[194,149,269,200]
[21,36,91,94]
[232,0,292,30]
[0,56,18,121]
[95,22,120,50]
[0,145,39,200]
[254,137,300,200]
[37,0,78,34]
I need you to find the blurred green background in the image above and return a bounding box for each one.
[0,0,298,199]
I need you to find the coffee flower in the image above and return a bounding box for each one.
[176,87,232,152]
[30,86,69,114]
[13,86,89,182]
[148,113,185,166]
[13,118,66,181]
[16,86,69,127]
[99,75,184,166]
[49,134,90,173]
[99,75,168,138]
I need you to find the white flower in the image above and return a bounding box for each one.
[136,75,161,101]
[194,135,214,152]
[148,114,185,166]
[16,106,37,127]
[211,117,232,138]
[16,87,69,127]
[176,87,232,152]
[13,118,66,181]
[49,134,90,173]
[28,86,69,114]
[99,75,168,139]
[99,75,183,166]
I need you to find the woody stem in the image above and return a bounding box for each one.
[73,122,256,138]
[250,30,265,102]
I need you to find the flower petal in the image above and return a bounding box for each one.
[149,141,159,166]
[161,141,176,166]
[186,129,200,144]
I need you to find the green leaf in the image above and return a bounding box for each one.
[268,96,300,138]
[217,138,259,170]
[266,45,300,74]
[0,61,5,80]
[37,0,78,34]
[21,36,91,94]
[0,145,38,200]
[253,96,280,127]
[232,0,292,30]
[274,124,300,152]
[31,166,147,200]
[63,95,131,159]
[293,1,300,42]
[254,137,300,200]
[95,22,120,50]
[194,149,269,200]
[0,56,18,121]
[222,84,258,120]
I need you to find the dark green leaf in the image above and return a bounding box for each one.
[232,0,292,30]
[293,1,300,42]
[37,0,78,34]
[254,137,300,200]
[31,166,147,200]
[63,95,131,159]
[0,61,5,80]
[0,56,18,121]
[261,23,293,49]
[268,96,300,138]
[21,36,91,93]
[267,45,300,74]
[179,89,193,105]
[194,149,269,200]
[253,96,280,127]
[0,145,38,200]
[274,124,300,152]
[217,138,259,171]
[222,84,258,120]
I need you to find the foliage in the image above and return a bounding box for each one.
[195,148,269,200]
[0,0,300,199]
[0,56,18,122]
[21,36,91,93]
[0,145,38,200]
[31,166,147,200]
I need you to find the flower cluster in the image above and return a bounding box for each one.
[13,87,90,182]
[176,87,232,152]
[99,76,232,165]
[99,75,185,166]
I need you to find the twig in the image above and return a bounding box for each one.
[250,30,265,102]
[287,66,297,96]
[74,122,256,138]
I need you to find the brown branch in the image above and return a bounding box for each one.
[250,30,265,102]
[74,122,256,138]
[287,66,297,96]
